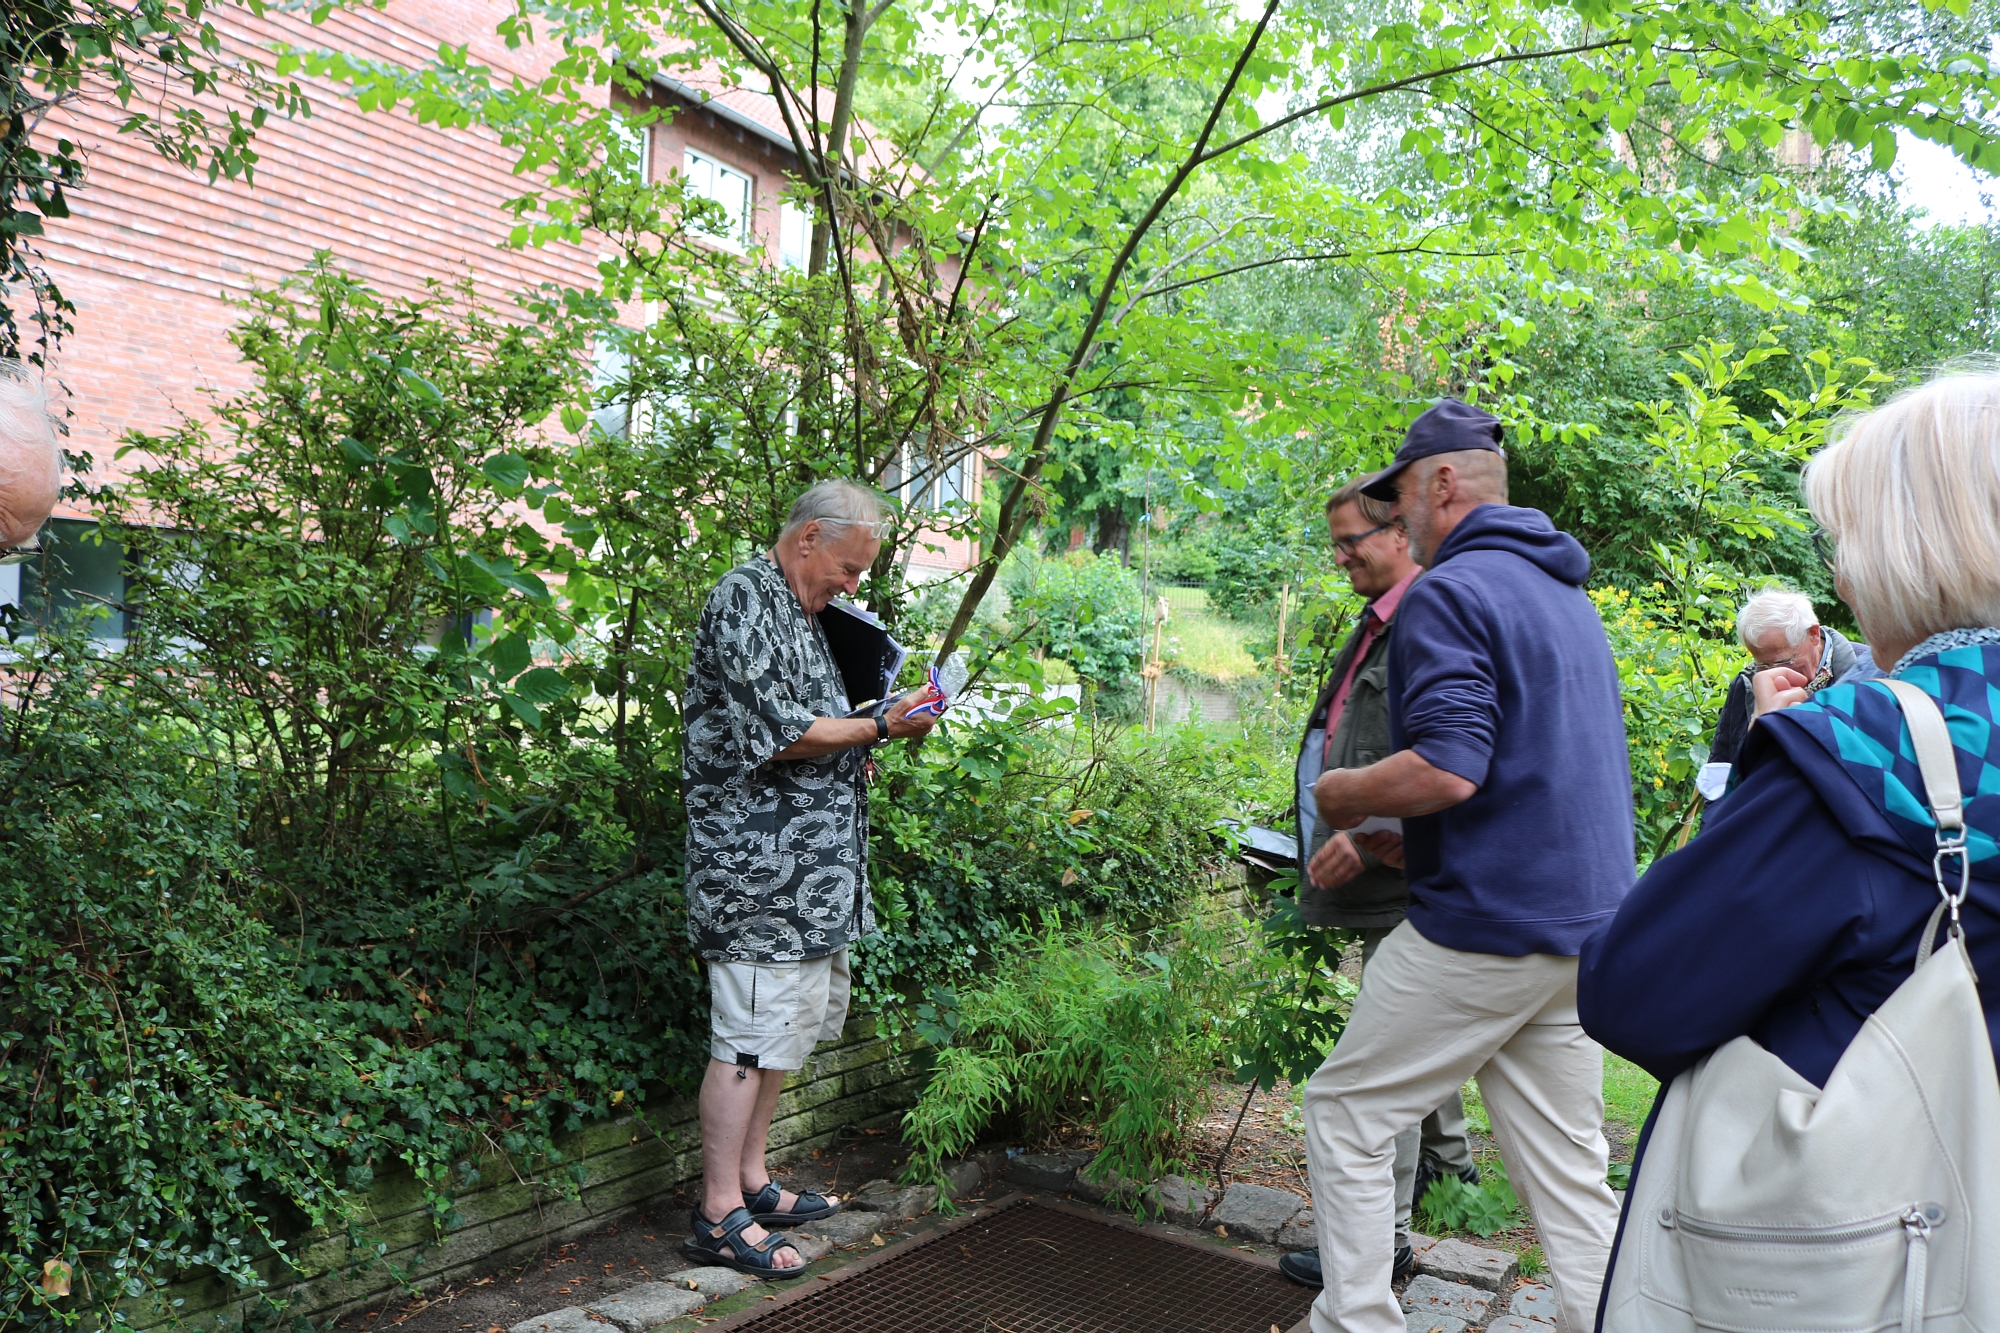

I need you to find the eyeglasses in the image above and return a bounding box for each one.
[1811,527,1836,574]
[1331,520,1397,558]
[0,539,43,568]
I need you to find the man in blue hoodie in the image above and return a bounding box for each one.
[1298,401,1634,1333]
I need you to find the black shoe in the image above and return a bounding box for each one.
[1278,1246,1413,1288]
[1412,1159,1482,1206]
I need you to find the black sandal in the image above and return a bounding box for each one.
[743,1181,842,1226]
[682,1206,804,1278]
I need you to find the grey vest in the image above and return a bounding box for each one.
[1294,613,1406,929]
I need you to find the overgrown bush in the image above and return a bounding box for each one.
[1000,551,1144,714]
[897,919,1240,1200]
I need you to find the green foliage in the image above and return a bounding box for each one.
[1228,884,1356,1091]
[861,709,1245,1010]
[1001,553,1145,709]
[103,258,586,859]
[1518,1243,1548,1278]
[1417,1161,1521,1238]
[897,919,1239,1204]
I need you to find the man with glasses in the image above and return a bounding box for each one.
[1281,474,1476,1291]
[0,361,61,562]
[1696,586,1879,802]
[1299,399,1632,1333]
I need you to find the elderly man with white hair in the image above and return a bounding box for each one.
[679,478,938,1278]
[1697,588,1879,801]
[0,360,62,557]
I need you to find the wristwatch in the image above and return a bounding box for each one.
[875,713,890,745]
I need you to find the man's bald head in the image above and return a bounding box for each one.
[0,362,60,548]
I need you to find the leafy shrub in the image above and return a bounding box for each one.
[1416,1161,1521,1237]
[897,919,1239,1200]
[860,707,1245,1009]
[1227,885,1356,1090]
[1592,582,1740,862]
[1001,551,1144,712]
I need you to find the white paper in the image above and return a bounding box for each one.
[1696,762,1733,802]
[1353,815,1403,835]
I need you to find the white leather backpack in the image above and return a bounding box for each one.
[1602,680,2000,1333]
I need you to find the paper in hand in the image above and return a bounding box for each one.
[1353,815,1403,835]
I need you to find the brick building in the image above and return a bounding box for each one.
[7,1,976,626]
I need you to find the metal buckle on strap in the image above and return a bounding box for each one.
[1935,830,1971,936]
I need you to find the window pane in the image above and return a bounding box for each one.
[779,202,810,270]
[590,335,633,440]
[19,518,129,640]
[610,114,650,184]
[718,165,751,243]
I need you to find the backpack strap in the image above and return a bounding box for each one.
[1880,680,1972,971]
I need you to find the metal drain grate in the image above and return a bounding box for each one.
[709,1198,1315,1333]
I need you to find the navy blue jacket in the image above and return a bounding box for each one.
[1579,648,2000,1089]
[1388,504,1636,957]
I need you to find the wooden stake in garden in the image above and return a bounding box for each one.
[1274,582,1291,688]
[1144,594,1169,731]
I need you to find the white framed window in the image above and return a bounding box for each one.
[609,111,651,185]
[685,149,751,248]
[892,449,973,511]
[589,332,634,440]
[779,201,811,271]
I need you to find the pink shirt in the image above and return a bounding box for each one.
[1324,567,1421,765]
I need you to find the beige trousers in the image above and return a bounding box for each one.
[1304,922,1620,1333]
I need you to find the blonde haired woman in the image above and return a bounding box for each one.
[1578,365,2000,1296]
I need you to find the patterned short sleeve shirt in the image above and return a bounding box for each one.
[681,555,873,962]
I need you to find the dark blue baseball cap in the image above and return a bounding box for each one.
[1359,398,1505,501]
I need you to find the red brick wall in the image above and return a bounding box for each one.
[31,2,976,568]
[35,0,606,496]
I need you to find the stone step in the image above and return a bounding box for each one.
[1401,1274,1496,1324]
[1508,1283,1559,1323]
[1415,1238,1518,1292]
[1209,1182,1307,1245]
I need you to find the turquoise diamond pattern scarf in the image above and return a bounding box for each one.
[1782,643,2000,869]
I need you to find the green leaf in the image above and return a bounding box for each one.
[511,666,571,704]
[481,453,531,489]
[486,633,532,681]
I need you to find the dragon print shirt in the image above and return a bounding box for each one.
[682,554,872,962]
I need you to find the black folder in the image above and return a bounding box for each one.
[819,601,909,717]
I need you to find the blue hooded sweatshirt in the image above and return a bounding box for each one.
[1387,504,1636,957]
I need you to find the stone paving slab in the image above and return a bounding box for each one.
[509,1308,603,1333]
[1488,1315,1559,1333]
[669,1267,754,1301]
[798,1211,884,1246]
[586,1283,707,1331]
[1275,1206,1315,1252]
[1149,1174,1214,1228]
[1509,1283,1559,1322]
[1405,1313,1468,1333]
[1416,1238,1518,1291]
[1070,1166,1144,1207]
[1211,1182,1306,1244]
[1402,1275,1495,1323]
[1004,1151,1093,1192]
[848,1180,936,1220]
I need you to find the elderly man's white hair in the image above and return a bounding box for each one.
[0,360,62,548]
[780,478,886,540]
[1736,588,1819,651]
